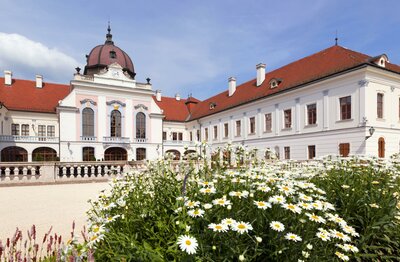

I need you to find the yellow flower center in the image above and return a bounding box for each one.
[218,200,225,204]
[185,240,191,245]
[311,215,319,220]
[282,186,290,191]
[205,189,211,193]
[258,202,265,206]
[238,224,246,229]
[215,225,222,230]
[288,204,295,209]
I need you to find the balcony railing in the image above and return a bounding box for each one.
[103,136,130,143]
[81,136,97,141]
[163,140,194,146]
[134,138,147,143]
[0,135,59,143]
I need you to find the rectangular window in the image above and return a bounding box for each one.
[197,130,200,141]
[265,113,272,132]
[249,117,256,134]
[83,147,95,161]
[377,93,383,119]
[205,128,209,140]
[163,131,167,140]
[47,125,55,137]
[172,132,177,141]
[307,103,317,125]
[21,124,29,136]
[284,146,290,160]
[284,109,292,128]
[38,125,46,137]
[213,126,218,139]
[189,131,193,141]
[224,123,229,138]
[340,96,351,120]
[178,132,183,141]
[236,120,241,136]
[11,124,19,136]
[339,143,350,157]
[308,145,316,160]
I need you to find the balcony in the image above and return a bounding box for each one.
[163,140,194,146]
[81,136,97,141]
[134,138,148,143]
[0,135,59,143]
[103,136,130,144]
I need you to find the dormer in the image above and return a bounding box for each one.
[209,102,217,110]
[370,54,389,68]
[269,78,282,89]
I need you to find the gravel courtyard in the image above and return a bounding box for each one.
[0,182,109,242]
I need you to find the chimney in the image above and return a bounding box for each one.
[35,75,43,88]
[228,77,236,96]
[256,63,266,86]
[4,71,12,85]
[175,93,181,101]
[155,90,162,102]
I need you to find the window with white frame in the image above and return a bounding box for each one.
[284,109,292,128]
[307,103,317,125]
[265,113,272,132]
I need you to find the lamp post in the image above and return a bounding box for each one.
[366,126,375,140]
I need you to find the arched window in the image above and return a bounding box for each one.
[110,110,121,137]
[1,146,28,162]
[32,147,57,161]
[378,137,385,158]
[136,148,146,161]
[104,147,127,161]
[166,150,181,160]
[136,112,146,139]
[83,147,95,161]
[82,108,94,137]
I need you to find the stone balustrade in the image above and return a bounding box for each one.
[0,160,188,186]
[0,135,59,143]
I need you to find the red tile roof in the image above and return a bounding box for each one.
[0,78,71,113]
[153,96,200,122]
[188,45,400,120]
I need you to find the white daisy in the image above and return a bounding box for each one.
[284,233,302,242]
[229,191,249,198]
[177,235,198,255]
[254,200,272,209]
[330,230,351,242]
[232,221,253,234]
[306,213,326,224]
[278,184,295,195]
[298,202,313,210]
[268,195,286,204]
[269,221,285,232]
[199,187,216,194]
[221,218,236,227]
[208,223,228,232]
[188,208,205,218]
[257,185,271,192]
[316,231,331,241]
[335,251,349,261]
[185,200,200,209]
[212,197,232,207]
[341,225,359,237]
[203,203,213,209]
[282,203,302,214]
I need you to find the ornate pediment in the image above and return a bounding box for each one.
[134,104,148,111]
[106,100,126,107]
[80,98,97,106]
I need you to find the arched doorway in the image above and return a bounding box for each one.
[104,147,127,161]
[183,150,197,160]
[1,146,28,162]
[378,137,385,158]
[32,147,57,161]
[165,150,180,160]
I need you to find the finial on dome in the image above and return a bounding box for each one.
[105,21,114,45]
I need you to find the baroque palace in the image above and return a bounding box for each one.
[1,27,399,162]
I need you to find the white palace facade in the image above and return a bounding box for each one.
[1,28,400,162]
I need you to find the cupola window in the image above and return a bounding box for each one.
[110,50,117,59]
[209,102,216,110]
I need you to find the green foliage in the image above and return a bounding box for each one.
[83,146,400,261]
[312,156,400,261]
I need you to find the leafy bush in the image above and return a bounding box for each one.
[83,144,400,261]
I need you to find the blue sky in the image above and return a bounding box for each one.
[1,1,400,100]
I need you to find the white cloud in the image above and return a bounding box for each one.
[0,32,80,82]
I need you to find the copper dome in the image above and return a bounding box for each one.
[84,26,136,79]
